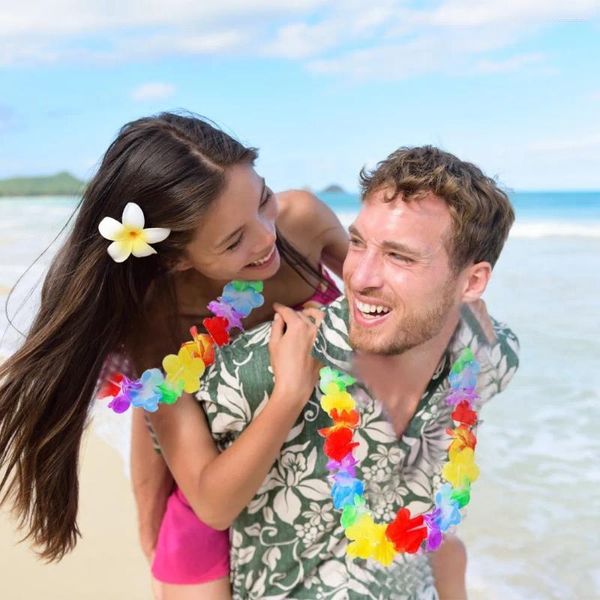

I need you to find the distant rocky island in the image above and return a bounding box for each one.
[320,184,346,194]
[0,172,85,197]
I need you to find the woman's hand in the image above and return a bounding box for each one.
[268,303,323,404]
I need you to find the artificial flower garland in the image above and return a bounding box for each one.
[99,281,265,413]
[318,348,481,565]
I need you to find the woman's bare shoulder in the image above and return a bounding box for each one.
[276,189,339,241]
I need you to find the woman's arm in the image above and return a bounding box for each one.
[147,305,322,530]
[130,409,174,562]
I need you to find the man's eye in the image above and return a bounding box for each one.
[226,236,243,251]
[390,253,414,263]
[349,237,362,246]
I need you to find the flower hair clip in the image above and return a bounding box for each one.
[98,202,171,263]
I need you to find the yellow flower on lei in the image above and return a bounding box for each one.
[442,447,480,487]
[320,382,355,416]
[345,514,396,566]
[98,202,171,263]
[162,346,205,394]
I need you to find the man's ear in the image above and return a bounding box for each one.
[461,261,492,303]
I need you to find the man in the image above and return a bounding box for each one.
[198,146,519,599]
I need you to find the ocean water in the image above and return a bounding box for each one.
[1,192,599,599]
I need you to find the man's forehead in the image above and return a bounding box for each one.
[356,190,450,233]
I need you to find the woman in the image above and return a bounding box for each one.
[0,111,466,599]
[0,112,347,598]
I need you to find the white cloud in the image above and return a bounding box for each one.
[474,52,546,74]
[131,82,176,102]
[0,0,598,79]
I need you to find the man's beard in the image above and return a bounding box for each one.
[348,280,457,356]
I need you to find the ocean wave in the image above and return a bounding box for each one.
[334,210,600,239]
[510,221,600,238]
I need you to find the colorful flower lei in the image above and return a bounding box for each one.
[99,281,265,413]
[318,348,480,565]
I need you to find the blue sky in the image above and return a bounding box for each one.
[1,1,599,191]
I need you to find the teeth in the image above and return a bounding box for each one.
[250,247,274,266]
[356,300,391,315]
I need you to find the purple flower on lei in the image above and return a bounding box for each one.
[107,375,143,414]
[207,299,245,331]
[424,508,443,551]
[446,387,480,406]
[327,454,358,478]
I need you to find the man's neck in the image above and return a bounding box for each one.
[352,312,461,433]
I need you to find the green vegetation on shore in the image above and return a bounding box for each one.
[0,172,85,197]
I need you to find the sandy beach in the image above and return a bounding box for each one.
[0,430,151,599]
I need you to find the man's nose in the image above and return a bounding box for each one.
[350,251,384,291]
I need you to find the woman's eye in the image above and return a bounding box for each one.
[226,236,243,251]
[260,191,273,208]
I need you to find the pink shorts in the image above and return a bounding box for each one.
[151,487,230,585]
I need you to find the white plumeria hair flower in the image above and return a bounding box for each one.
[98,202,171,263]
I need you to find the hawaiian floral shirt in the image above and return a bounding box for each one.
[197,297,519,599]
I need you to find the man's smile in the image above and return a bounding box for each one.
[352,296,393,328]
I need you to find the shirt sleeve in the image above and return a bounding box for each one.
[311,296,353,372]
[453,301,520,406]
[196,321,274,443]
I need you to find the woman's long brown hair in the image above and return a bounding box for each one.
[0,112,328,561]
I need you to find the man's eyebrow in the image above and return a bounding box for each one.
[348,224,422,257]
[215,179,266,249]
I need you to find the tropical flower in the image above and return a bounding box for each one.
[131,368,164,412]
[98,202,170,263]
[202,316,230,346]
[323,428,359,462]
[340,494,367,528]
[326,453,358,479]
[157,379,184,405]
[207,299,245,331]
[330,473,364,509]
[432,484,462,532]
[318,408,360,438]
[182,326,215,366]
[320,383,355,416]
[447,425,477,459]
[318,366,356,393]
[345,513,396,566]
[385,508,427,554]
[450,483,471,508]
[442,447,479,487]
[106,375,143,413]
[451,400,478,425]
[221,281,264,316]
[424,508,443,551]
[162,345,206,393]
